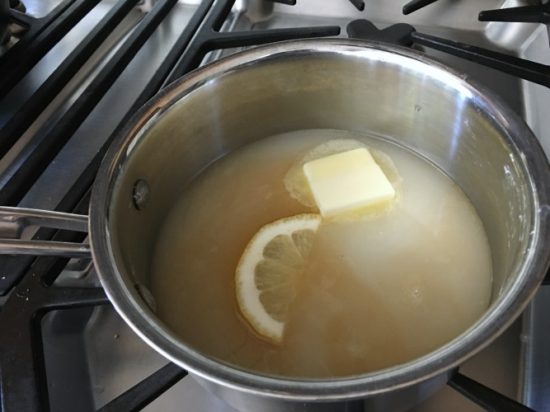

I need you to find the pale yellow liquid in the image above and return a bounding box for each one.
[151,129,493,378]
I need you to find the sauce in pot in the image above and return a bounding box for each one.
[151,129,492,378]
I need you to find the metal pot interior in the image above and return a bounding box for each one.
[95,40,548,397]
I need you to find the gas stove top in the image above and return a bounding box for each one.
[0,1,549,411]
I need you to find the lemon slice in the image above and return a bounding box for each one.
[236,214,321,343]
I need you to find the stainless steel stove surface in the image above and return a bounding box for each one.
[0,1,549,411]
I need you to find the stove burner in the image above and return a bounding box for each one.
[347,19,414,46]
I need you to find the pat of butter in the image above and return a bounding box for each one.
[303,148,395,217]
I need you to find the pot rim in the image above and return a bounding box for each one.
[89,38,550,401]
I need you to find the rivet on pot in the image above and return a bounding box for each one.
[132,179,150,210]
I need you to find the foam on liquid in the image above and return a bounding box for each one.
[151,129,493,378]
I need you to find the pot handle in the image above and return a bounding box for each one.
[0,206,91,258]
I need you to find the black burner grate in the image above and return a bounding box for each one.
[96,363,187,412]
[0,0,102,98]
[0,0,141,160]
[401,0,550,87]
[404,0,550,22]
[0,1,547,411]
[403,0,550,23]
[479,2,550,24]
[410,32,550,88]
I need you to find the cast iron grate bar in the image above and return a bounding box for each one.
[268,0,364,10]
[348,0,365,12]
[0,0,102,99]
[269,0,297,4]
[9,8,36,28]
[448,371,535,411]
[35,0,218,235]
[411,31,550,88]
[479,3,550,24]
[403,0,550,23]
[0,0,140,160]
[126,0,215,116]
[165,0,340,84]
[97,363,188,412]
[0,0,178,207]
[402,0,441,15]
[0,0,74,67]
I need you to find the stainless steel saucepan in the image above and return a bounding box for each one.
[1,40,549,411]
